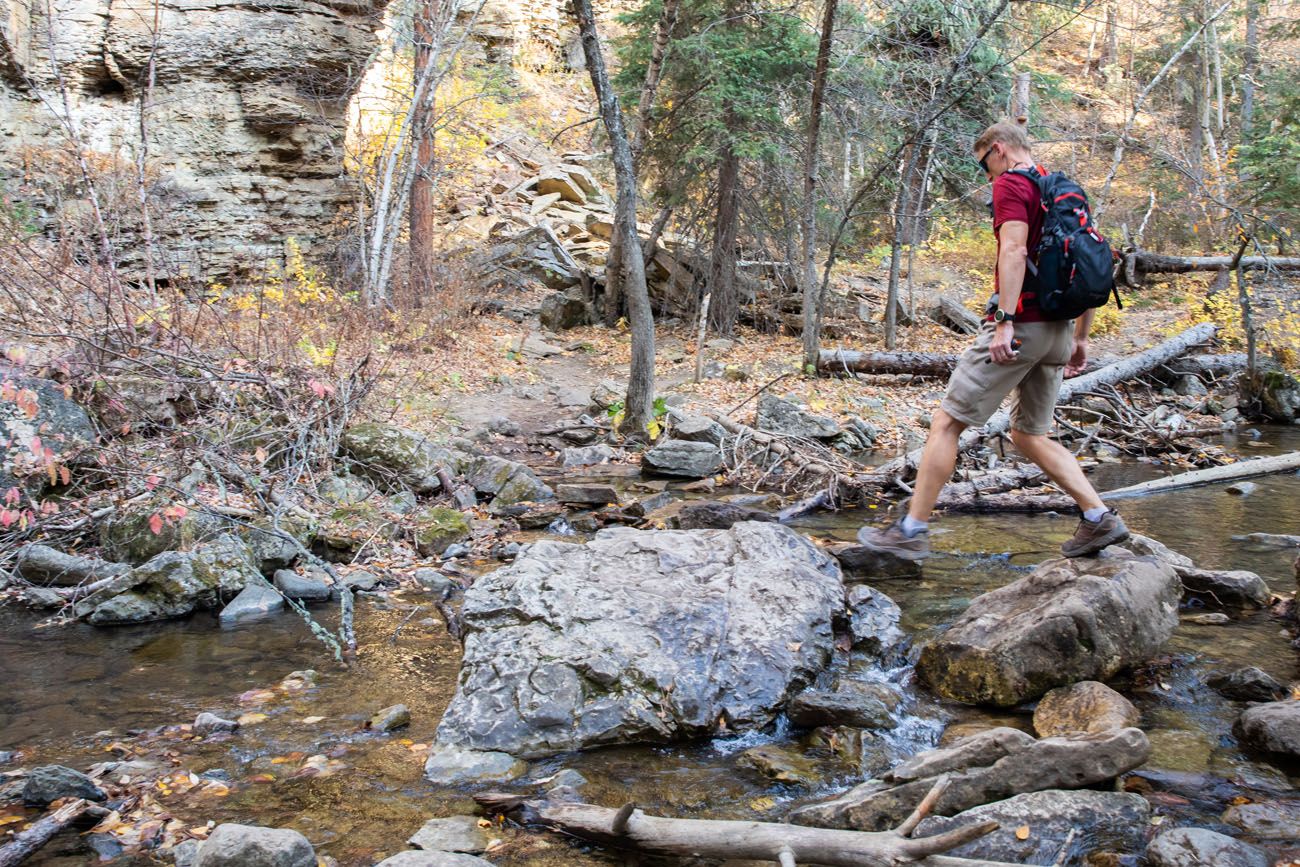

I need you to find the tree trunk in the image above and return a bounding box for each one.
[1100,2,1117,68]
[1241,0,1259,152]
[708,145,741,335]
[1011,70,1030,125]
[0,800,109,867]
[474,785,1019,867]
[885,145,923,349]
[819,350,961,377]
[572,0,656,435]
[632,0,678,159]
[799,0,838,371]
[1120,249,1300,279]
[1103,451,1300,500]
[873,323,1218,482]
[409,0,442,307]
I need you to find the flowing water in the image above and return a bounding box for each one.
[2,429,1298,865]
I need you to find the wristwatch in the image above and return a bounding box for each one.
[993,309,1015,323]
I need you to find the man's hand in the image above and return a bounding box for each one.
[1065,336,1088,377]
[989,321,1018,364]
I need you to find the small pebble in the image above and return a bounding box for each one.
[1225,481,1258,496]
[194,712,240,735]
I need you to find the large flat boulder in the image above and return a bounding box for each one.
[434,522,843,758]
[790,727,1150,831]
[917,553,1181,706]
[341,423,463,494]
[16,544,128,587]
[755,394,840,439]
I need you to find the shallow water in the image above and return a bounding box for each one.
[2,428,1298,864]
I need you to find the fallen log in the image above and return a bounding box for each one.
[872,323,1218,485]
[925,294,982,335]
[819,349,960,378]
[475,778,1024,867]
[1121,249,1300,283]
[1101,450,1300,500]
[928,465,1052,511]
[0,799,110,867]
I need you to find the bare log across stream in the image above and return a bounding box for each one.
[819,349,960,378]
[871,323,1218,486]
[0,799,110,867]
[1102,450,1300,500]
[476,777,1027,867]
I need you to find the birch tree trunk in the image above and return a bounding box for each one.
[800,0,838,371]
[572,0,656,436]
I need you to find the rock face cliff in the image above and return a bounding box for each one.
[0,0,387,278]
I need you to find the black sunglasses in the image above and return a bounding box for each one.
[977,147,993,175]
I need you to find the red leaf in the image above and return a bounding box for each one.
[146,474,160,492]
[0,509,14,529]
[148,513,164,535]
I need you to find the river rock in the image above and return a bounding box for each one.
[555,483,619,506]
[560,444,614,467]
[1178,566,1271,608]
[375,853,493,867]
[1234,700,1300,760]
[15,544,129,587]
[1189,612,1231,625]
[218,578,284,623]
[1226,481,1258,496]
[1124,533,1195,568]
[316,473,375,506]
[195,824,315,867]
[369,704,411,732]
[464,455,553,507]
[408,816,488,853]
[640,439,723,478]
[194,712,239,735]
[1032,681,1139,736]
[755,394,839,439]
[273,569,331,602]
[1222,799,1300,840]
[737,744,822,785]
[845,585,904,655]
[913,790,1151,864]
[1146,827,1271,867]
[674,500,773,529]
[414,568,456,599]
[667,412,726,446]
[82,535,261,624]
[342,423,463,494]
[100,503,227,564]
[788,681,897,729]
[435,522,842,758]
[424,745,527,784]
[827,543,923,579]
[790,727,1150,831]
[1253,368,1300,422]
[1208,666,1288,702]
[0,374,95,492]
[888,727,1036,781]
[917,553,1181,706]
[22,765,106,805]
[412,507,473,557]
[244,515,316,572]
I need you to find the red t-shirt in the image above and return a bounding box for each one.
[989,170,1045,322]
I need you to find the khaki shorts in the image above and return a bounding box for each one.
[940,319,1074,435]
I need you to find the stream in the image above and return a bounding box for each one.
[2,428,1298,865]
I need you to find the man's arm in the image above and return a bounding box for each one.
[1066,308,1095,377]
[991,219,1029,364]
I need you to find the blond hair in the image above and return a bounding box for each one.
[973,121,1032,156]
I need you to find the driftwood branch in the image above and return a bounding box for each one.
[1119,249,1300,283]
[1102,450,1300,500]
[0,799,110,867]
[475,777,1022,867]
[819,349,960,378]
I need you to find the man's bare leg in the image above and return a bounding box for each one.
[907,409,969,522]
[1008,429,1104,511]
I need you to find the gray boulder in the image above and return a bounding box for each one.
[1252,368,1300,422]
[435,522,843,758]
[1234,700,1300,761]
[791,727,1150,831]
[423,744,526,785]
[640,439,722,478]
[463,455,553,506]
[755,393,839,439]
[370,704,411,732]
[667,411,726,446]
[22,765,106,805]
[1,374,95,492]
[408,815,487,853]
[316,473,375,505]
[341,423,463,494]
[1178,566,1271,608]
[15,544,128,587]
[539,290,593,331]
[560,444,614,467]
[1207,666,1288,702]
[1032,681,1139,736]
[674,500,773,530]
[1146,827,1271,867]
[787,681,897,729]
[194,712,239,735]
[918,553,1181,706]
[845,584,904,655]
[828,543,923,579]
[218,578,284,623]
[1222,800,1300,840]
[375,854,493,867]
[195,824,315,867]
[81,535,262,625]
[913,790,1151,864]
[273,569,331,602]
[887,727,1035,782]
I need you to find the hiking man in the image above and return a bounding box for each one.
[857,121,1129,559]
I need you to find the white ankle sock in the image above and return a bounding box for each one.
[901,515,929,537]
[1082,507,1108,522]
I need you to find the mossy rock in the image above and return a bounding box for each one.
[318,502,398,561]
[244,514,318,572]
[341,422,466,493]
[463,455,553,507]
[100,503,227,564]
[412,507,472,557]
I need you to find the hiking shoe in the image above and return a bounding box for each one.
[1061,510,1130,557]
[856,520,930,561]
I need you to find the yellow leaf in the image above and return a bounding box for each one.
[1015,825,1030,840]
[749,796,776,811]
[0,816,27,828]
[236,712,268,725]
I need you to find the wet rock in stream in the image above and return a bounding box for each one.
[788,680,898,729]
[1234,700,1300,762]
[1031,680,1139,736]
[640,439,723,478]
[408,815,488,853]
[434,522,842,758]
[1222,799,1300,840]
[1207,666,1289,702]
[918,552,1180,706]
[1146,827,1272,867]
[375,853,493,866]
[194,712,239,735]
[273,568,332,602]
[15,543,129,586]
[193,823,315,867]
[21,764,106,805]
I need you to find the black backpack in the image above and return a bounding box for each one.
[1009,167,1121,321]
